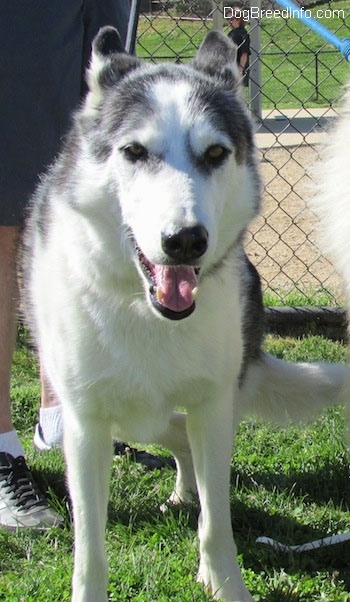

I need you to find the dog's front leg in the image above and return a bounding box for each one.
[64,412,113,602]
[156,412,197,505]
[186,388,254,602]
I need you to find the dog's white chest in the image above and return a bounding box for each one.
[67,284,241,441]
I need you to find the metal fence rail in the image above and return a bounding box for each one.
[136,0,350,316]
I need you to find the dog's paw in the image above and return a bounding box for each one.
[160,489,197,513]
[160,491,182,513]
[197,562,255,602]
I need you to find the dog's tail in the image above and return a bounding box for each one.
[239,352,349,424]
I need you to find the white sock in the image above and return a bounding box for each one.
[39,405,63,447]
[0,430,25,458]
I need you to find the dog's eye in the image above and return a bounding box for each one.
[205,145,229,165]
[123,143,148,162]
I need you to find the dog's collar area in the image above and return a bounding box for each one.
[134,242,200,320]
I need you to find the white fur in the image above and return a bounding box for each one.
[311,82,350,306]
[309,80,350,442]
[24,31,349,602]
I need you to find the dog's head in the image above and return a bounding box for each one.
[78,27,260,320]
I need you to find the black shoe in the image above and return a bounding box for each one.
[113,441,176,470]
[0,452,63,529]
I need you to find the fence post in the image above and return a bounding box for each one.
[249,0,262,121]
[212,1,223,31]
[126,0,141,54]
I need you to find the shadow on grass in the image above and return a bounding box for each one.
[232,498,350,570]
[29,447,350,595]
[232,457,350,506]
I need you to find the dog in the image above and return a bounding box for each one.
[22,28,348,602]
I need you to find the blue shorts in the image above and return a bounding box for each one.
[0,0,129,225]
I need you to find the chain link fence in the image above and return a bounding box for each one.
[136,0,350,324]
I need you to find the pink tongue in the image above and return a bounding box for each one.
[153,265,198,313]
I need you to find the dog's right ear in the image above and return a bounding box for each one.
[85,26,141,114]
[191,31,240,90]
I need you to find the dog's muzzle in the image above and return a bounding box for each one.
[135,226,208,320]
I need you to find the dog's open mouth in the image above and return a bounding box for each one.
[135,246,199,320]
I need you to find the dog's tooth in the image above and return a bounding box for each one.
[191,287,198,301]
[156,286,163,303]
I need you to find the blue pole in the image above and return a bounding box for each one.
[273,0,350,62]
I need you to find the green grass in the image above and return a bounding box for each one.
[136,1,350,108]
[263,289,338,308]
[258,0,350,108]
[2,326,350,600]
[263,332,348,363]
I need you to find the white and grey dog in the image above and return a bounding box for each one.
[22,28,348,602]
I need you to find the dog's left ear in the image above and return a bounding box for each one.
[191,31,240,89]
[85,26,142,113]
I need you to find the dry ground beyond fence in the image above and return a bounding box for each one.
[246,143,343,303]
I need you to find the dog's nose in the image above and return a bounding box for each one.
[161,225,209,263]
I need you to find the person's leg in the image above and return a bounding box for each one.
[0,226,25,457]
[0,226,62,528]
[0,1,87,529]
